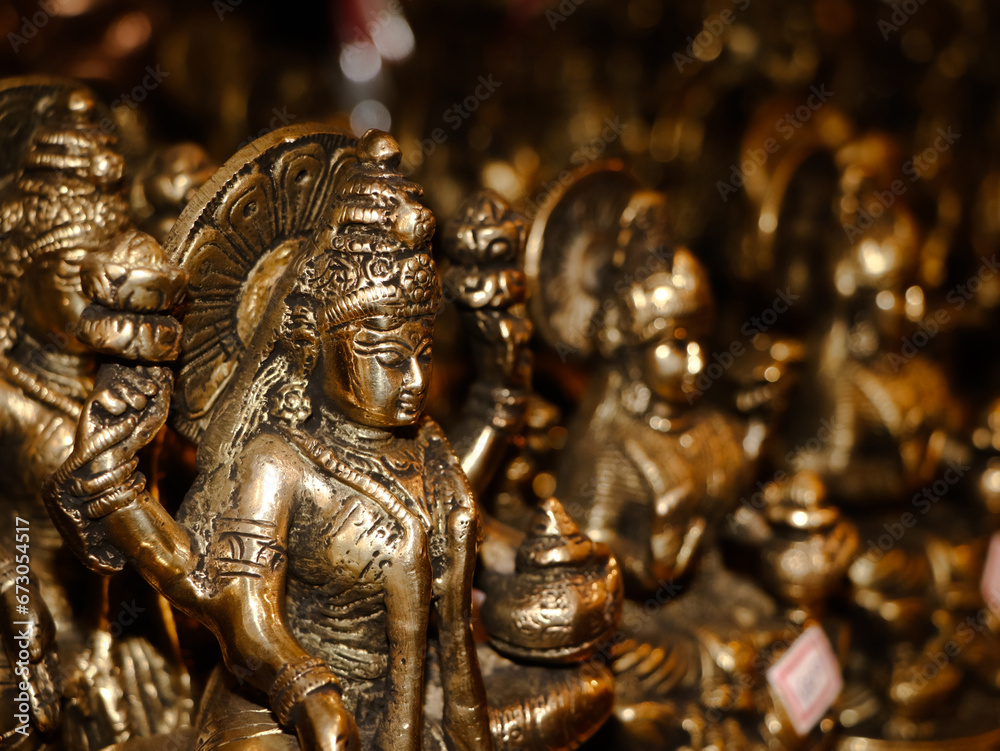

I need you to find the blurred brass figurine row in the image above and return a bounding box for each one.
[0,73,999,751]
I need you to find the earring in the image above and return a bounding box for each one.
[271,381,312,427]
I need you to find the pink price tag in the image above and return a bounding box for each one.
[982,533,1000,615]
[766,626,842,737]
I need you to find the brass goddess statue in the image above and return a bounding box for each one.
[524,161,824,750]
[46,125,621,751]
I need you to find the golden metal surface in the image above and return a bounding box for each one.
[3,1,1000,747]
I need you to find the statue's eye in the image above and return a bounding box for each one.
[376,351,405,367]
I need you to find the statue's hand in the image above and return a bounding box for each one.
[0,579,61,733]
[81,229,188,315]
[444,265,526,310]
[44,364,173,573]
[468,307,532,389]
[294,690,360,751]
[69,364,172,481]
[678,703,752,751]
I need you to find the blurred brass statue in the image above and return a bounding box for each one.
[790,134,967,505]
[438,188,532,498]
[735,106,969,506]
[0,77,191,750]
[525,162,821,750]
[130,142,216,244]
[46,125,620,750]
[735,104,1000,746]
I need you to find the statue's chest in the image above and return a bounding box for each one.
[632,411,746,500]
[287,444,432,595]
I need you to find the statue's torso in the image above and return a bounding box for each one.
[222,420,467,713]
[0,370,83,638]
[558,377,750,588]
[285,436,430,685]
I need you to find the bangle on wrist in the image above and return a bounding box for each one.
[70,457,139,498]
[269,656,342,727]
[83,472,147,519]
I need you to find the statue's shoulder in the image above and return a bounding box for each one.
[244,427,305,457]
[416,417,473,499]
[416,416,457,461]
[238,429,315,486]
[178,428,310,541]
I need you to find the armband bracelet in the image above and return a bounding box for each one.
[269,656,342,727]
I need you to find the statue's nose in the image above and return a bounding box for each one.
[403,355,425,390]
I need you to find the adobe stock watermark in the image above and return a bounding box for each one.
[842,126,961,242]
[687,287,799,401]
[877,0,930,41]
[717,84,834,202]
[96,66,171,135]
[401,74,502,174]
[105,599,146,637]
[887,253,999,373]
[672,0,751,73]
[862,457,971,561]
[23,319,84,370]
[893,604,998,703]
[522,116,626,223]
[340,0,409,56]
[7,0,68,53]
[546,0,587,30]
[213,0,246,21]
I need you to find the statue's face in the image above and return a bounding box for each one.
[452,214,520,262]
[321,315,434,428]
[642,338,704,405]
[19,249,89,353]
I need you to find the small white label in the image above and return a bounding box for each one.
[982,533,1000,615]
[766,626,842,736]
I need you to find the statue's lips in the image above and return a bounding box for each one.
[397,394,424,410]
